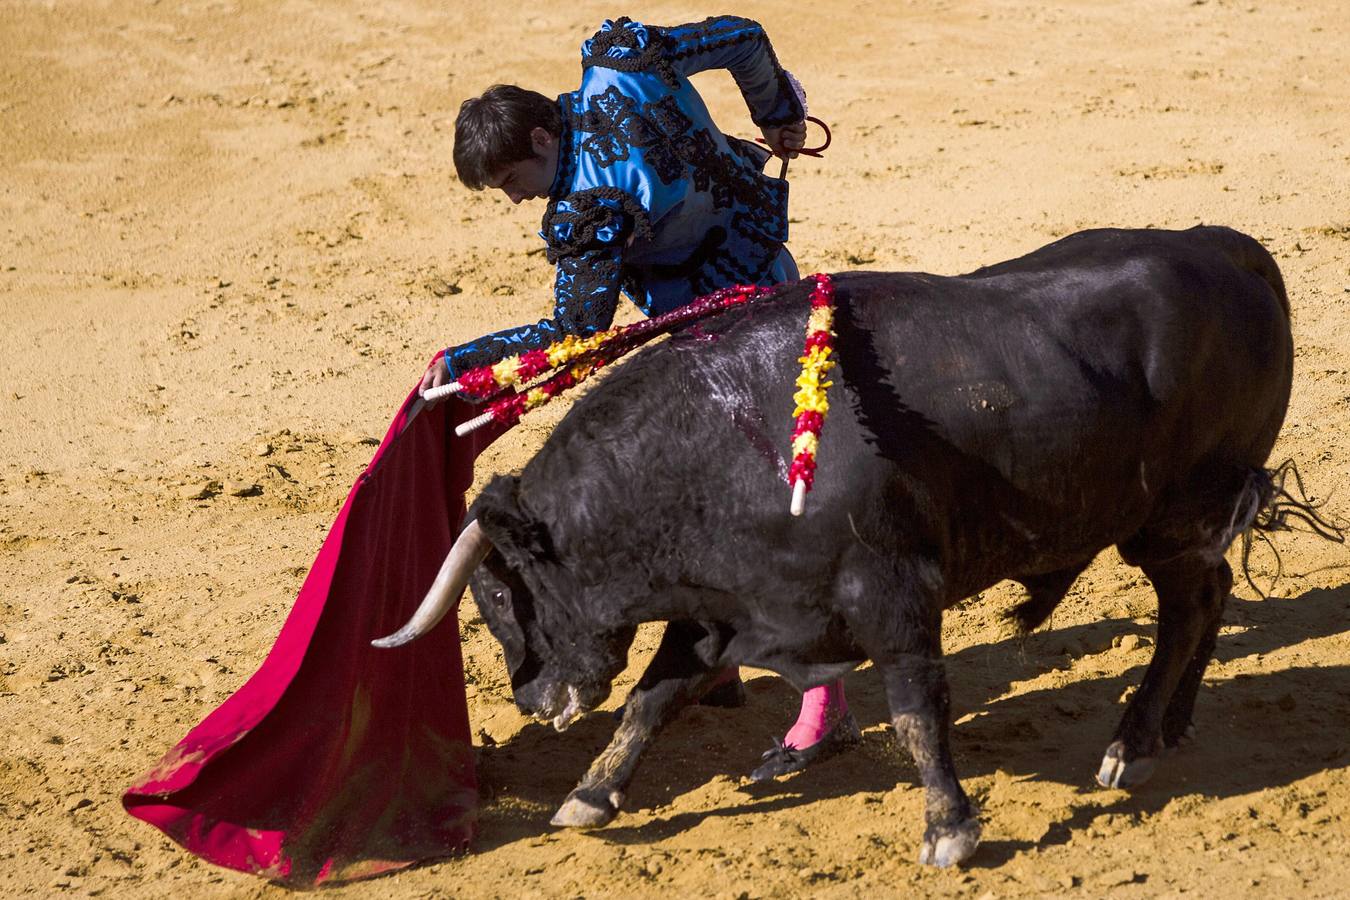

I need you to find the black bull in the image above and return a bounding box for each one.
[389,226,1295,866]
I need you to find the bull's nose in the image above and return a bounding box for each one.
[551,685,584,732]
[519,681,570,721]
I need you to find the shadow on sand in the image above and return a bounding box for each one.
[467,582,1350,854]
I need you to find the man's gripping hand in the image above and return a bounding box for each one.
[419,355,452,406]
[760,121,806,159]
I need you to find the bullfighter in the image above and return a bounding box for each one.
[420,15,858,779]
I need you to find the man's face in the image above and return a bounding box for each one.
[487,127,559,205]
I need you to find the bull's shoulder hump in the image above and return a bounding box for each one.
[825,271,1051,332]
[831,270,951,295]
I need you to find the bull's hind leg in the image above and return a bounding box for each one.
[1159,559,1232,747]
[551,619,724,828]
[1007,561,1092,633]
[1097,553,1229,789]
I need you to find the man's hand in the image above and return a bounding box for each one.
[419,354,452,406]
[760,121,807,159]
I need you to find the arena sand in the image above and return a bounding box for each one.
[2,1,1348,896]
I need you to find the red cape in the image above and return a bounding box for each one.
[124,388,506,885]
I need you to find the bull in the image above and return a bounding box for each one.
[377,226,1294,866]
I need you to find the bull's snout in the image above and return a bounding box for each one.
[518,681,587,732]
[549,685,585,732]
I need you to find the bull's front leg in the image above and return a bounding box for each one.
[840,551,980,866]
[878,651,981,867]
[551,619,723,828]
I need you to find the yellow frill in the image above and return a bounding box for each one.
[791,432,819,456]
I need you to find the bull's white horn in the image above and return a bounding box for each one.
[422,381,464,401]
[372,519,493,648]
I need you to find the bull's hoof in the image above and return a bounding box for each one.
[1096,740,1158,789]
[918,817,981,868]
[550,788,622,829]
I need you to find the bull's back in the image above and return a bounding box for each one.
[527,228,1292,590]
[841,226,1289,462]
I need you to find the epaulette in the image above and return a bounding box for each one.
[580,17,678,87]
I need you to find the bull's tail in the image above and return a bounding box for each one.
[1238,459,1346,598]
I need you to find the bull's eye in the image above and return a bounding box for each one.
[492,590,506,604]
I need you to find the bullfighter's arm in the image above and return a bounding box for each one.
[442,192,633,377]
[659,16,803,127]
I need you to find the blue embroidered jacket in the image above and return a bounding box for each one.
[446,16,803,376]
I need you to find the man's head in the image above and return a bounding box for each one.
[454,84,561,204]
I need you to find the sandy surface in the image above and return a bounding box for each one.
[3,0,1349,896]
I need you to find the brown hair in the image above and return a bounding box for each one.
[453,85,562,190]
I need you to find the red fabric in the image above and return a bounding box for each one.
[123,387,506,886]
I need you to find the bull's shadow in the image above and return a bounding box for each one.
[470,582,1350,853]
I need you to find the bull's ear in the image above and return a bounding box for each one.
[473,475,558,570]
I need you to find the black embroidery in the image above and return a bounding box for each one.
[542,187,651,265]
[644,94,693,138]
[547,98,577,199]
[579,87,687,183]
[549,126,786,300]
[579,87,639,167]
[691,214,782,294]
[672,127,786,233]
[636,95,693,183]
[581,17,679,87]
[554,251,623,333]
[676,129,733,207]
[726,134,772,170]
[450,330,554,377]
[661,15,761,62]
[658,16,803,126]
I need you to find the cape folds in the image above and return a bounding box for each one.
[123,389,505,886]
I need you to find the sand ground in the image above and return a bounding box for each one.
[2,0,1349,896]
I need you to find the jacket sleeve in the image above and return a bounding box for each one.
[443,191,638,378]
[659,16,803,127]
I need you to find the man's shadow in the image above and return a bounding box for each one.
[469,582,1350,856]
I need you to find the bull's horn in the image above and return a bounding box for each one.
[371,519,492,648]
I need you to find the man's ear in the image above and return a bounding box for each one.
[530,126,555,155]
